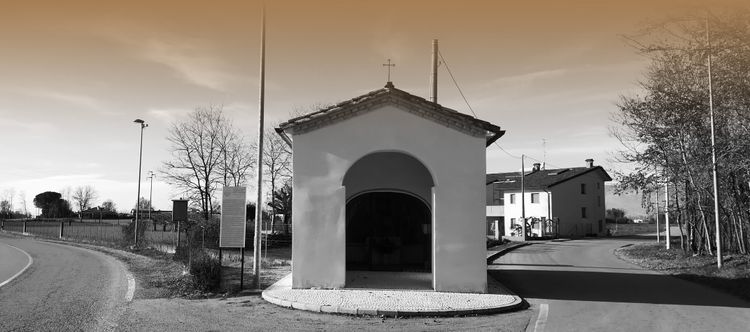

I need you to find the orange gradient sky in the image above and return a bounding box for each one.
[0,0,743,213]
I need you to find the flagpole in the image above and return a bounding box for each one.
[252,5,266,289]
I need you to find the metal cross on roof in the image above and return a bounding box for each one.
[382,59,395,82]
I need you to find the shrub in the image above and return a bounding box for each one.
[189,249,221,292]
[121,220,146,245]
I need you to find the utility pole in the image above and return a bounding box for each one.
[252,6,267,289]
[706,13,722,268]
[148,171,155,221]
[133,119,147,247]
[665,182,670,249]
[431,39,438,103]
[655,183,660,243]
[521,154,526,240]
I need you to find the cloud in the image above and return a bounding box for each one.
[36,91,101,109]
[0,116,57,132]
[147,107,191,125]
[140,39,237,90]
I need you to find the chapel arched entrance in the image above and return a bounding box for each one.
[342,152,434,277]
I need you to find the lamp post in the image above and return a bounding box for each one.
[133,119,148,247]
[148,171,155,221]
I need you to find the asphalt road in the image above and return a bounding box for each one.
[489,238,750,332]
[0,235,132,332]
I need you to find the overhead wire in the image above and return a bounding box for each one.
[439,50,565,168]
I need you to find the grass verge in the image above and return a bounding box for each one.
[615,242,750,302]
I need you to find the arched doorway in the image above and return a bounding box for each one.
[346,191,431,271]
[343,151,434,278]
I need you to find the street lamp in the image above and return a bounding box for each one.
[134,119,148,246]
[148,171,155,221]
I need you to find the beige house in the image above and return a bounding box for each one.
[276,82,504,293]
[486,159,612,239]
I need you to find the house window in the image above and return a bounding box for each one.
[598,220,603,232]
[581,207,587,218]
[597,182,601,190]
[510,194,516,204]
[581,183,586,194]
[493,186,503,205]
[531,193,540,203]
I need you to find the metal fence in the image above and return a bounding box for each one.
[1,218,291,254]
[0,219,188,252]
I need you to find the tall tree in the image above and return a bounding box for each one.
[614,9,750,256]
[263,128,292,232]
[33,191,73,218]
[72,185,98,221]
[268,181,292,234]
[101,199,116,212]
[161,105,252,221]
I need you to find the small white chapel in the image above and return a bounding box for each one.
[275,81,504,293]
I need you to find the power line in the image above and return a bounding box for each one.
[438,51,564,169]
[437,50,478,118]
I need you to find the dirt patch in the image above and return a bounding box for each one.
[615,243,750,302]
[116,295,532,332]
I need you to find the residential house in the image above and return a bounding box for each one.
[486,159,612,239]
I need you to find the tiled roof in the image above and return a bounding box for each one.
[276,82,504,145]
[486,166,612,190]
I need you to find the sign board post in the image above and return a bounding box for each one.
[220,187,247,288]
[172,199,188,248]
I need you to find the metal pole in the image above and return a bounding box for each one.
[665,182,670,249]
[134,121,146,246]
[148,172,154,221]
[252,6,266,289]
[655,184,660,243]
[431,39,438,103]
[706,14,722,268]
[240,248,245,289]
[521,154,526,240]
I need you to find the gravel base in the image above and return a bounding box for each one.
[262,273,524,317]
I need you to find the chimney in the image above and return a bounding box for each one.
[532,163,541,172]
[585,158,594,168]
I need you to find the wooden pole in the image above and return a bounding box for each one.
[431,39,438,103]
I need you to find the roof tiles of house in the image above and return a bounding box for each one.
[486,166,612,190]
[276,82,504,146]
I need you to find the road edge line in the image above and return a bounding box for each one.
[0,242,34,289]
[533,303,549,332]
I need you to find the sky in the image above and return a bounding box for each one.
[0,0,743,214]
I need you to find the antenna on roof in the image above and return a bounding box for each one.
[542,138,547,170]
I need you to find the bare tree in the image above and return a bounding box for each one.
[162,105,250,221]
[72,185,98,221]
[219,128,256,187]
[264,128,292,232]
[614,10,750,256]
[2,188,15,213]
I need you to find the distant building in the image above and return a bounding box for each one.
[486,159,612,240]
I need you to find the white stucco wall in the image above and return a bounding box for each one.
[501,190,551,236]
[550,172,607,237]
[291,105,487,293]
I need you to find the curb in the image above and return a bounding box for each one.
[487,242,531,263]
[261,289,526,317]
[260,272,527,318]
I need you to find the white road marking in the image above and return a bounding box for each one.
[0,242,34,289]
[534,303,549,332]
